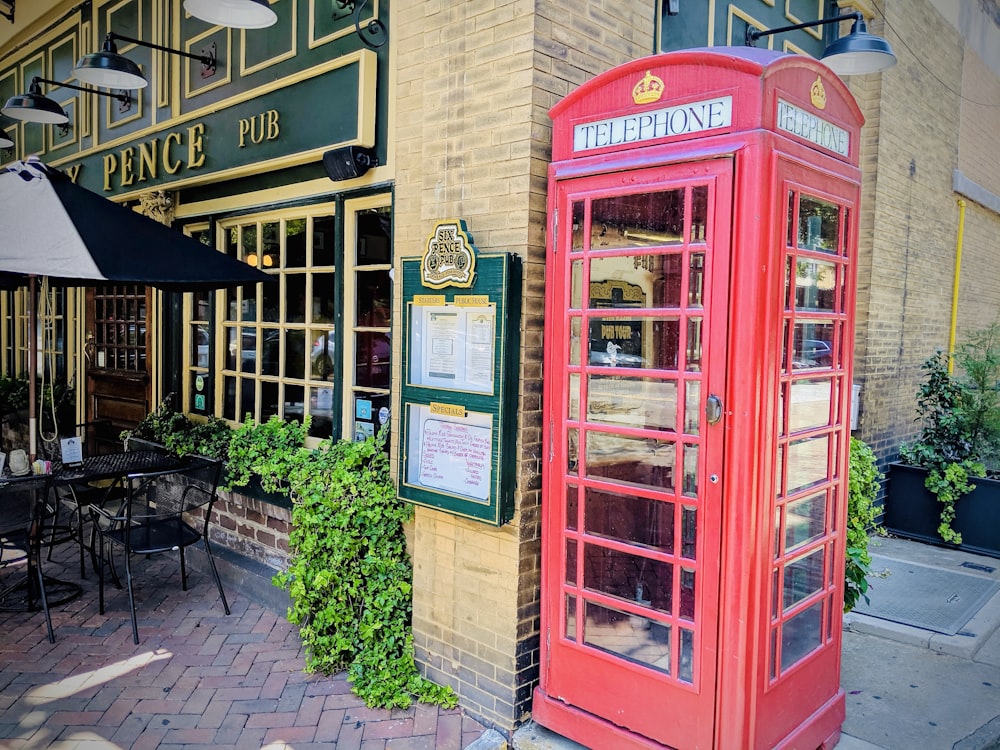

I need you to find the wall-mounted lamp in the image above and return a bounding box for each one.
[1,76,131,125]
[745,11,896,76]
[73,32,217,90]
[0,130,13,149]
[183,0,277,29]
[0,0,13,23]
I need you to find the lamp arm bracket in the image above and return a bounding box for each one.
[32,76,132,108]
[108,31,217,70]
[0,0,13,23]
[352,0,387,49]
[745,11,861,46]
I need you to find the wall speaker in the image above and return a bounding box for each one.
[323,146,379,181]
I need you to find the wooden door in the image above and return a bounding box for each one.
[85,284,153,453]
[539,159,733,749]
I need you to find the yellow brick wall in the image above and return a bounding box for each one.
[848,0,967,464]
[393,0,653,731]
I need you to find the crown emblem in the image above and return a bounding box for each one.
[632,70,664,105]
[810,76,827,110]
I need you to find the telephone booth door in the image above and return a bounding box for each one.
[538,159,733,750]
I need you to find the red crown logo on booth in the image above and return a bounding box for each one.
[632,70,664,105]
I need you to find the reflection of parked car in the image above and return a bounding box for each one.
[794,339,833,369]
[589,341,645,368]
[356,333,391,388]
[311,329,336,378]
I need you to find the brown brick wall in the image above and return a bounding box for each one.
[210,490,291,570]
[394,0,653,732]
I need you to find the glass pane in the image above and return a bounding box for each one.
[241,224,256,262]
[355,331,391,388]
[284,384,304,423]
[688,252,705,307]
[570,260,584,308]
[787,435,830,494]
[786,191,795,247]
[682,443,698,497]
[286,218,307,268]
[262,328,281,377]
[569,317,582,366]
[566,484,579,531]
[566,539,577,585]
[313,215,335,267]
[585,432,674,491]
[684,380,700,435]
[262,221,279,270]
[312,272,336,324]
[308,386,334,439]
[785,492,827,552]
[589,256,681,309]
[240,376,256,420]
[783,548,825,609]
[591,189,685,249]
[238,326,255,373]
[798,196,839,253]
[356,271,392,327]
[356,207,391,263]
[681,506,696,558]
[588,316,678,370]
[781,601,823,670]
[686,318,702,372]
[788,320,835,370]
[262,278,280,322]
[285,274,306,323]
[794,258,838,312]
[584,488,673,552]
[567,427,579,473]
[691,186,708,243]
[568,373,581,421]
[566,595,577,641]
[223,375,236,420]
[310,327,336,380]
[583,600,672,674]
[586,375,676,432]
[679,627,694,683]
[571,202,584,251]
[582,545,672,614]
[284,329,305,379]
[680,567,695,620]
[193,324,209,368]
[787,378,833,433]
[261,381,279,420]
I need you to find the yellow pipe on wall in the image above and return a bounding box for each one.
[948,199,967,373]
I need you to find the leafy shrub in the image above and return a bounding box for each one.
[845,438,885,612]
[274,428,456,709]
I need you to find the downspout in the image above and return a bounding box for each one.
[947,199,967,373]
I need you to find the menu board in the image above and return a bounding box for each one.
[406,404,493,502]
[399,251,520,525]
[408,300,496,394]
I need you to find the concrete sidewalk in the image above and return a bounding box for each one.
[510,536,1000,750]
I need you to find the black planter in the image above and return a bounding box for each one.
[885,462,1000,559]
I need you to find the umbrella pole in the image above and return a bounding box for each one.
[28,275,37,461]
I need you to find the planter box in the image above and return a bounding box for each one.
[885,462,1000,559]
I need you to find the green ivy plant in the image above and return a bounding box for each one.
[273,428,456,709]
[121,395,232,461]
[225,414,310,492]
[844,438,886,613]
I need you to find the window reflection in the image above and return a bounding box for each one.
[797,196,839,253]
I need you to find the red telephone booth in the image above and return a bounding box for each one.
[535,47,863,750]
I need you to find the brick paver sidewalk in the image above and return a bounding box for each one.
[0,539,488,749]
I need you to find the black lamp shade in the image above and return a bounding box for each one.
[821,18,897,76]
[1,86,68,125]
[73,48,148,90]
[184,0,277,28]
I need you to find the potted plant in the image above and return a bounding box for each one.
[845,438,885,612]
[885,324,1000,558]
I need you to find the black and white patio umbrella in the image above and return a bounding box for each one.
[0,156,273,458]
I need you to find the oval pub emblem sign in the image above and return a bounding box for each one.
[421,220,477,289]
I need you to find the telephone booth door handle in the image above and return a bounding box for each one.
[706,394,723,425]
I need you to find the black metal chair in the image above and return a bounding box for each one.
[90,456,230,644]
[40,420,124,578]
[0,473,56,643]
